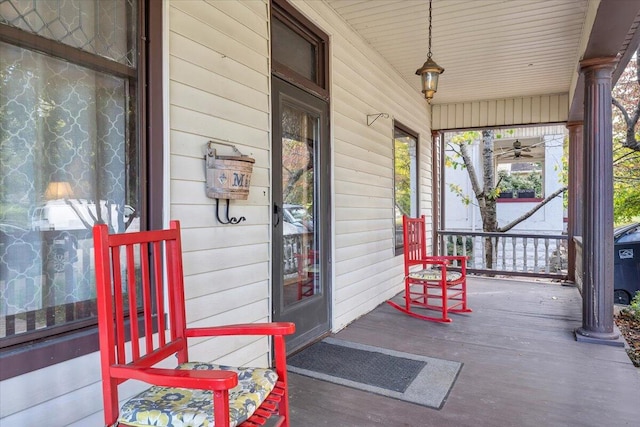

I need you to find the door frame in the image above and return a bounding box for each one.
[271,76,331,353]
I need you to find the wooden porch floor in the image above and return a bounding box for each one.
[288,276,640,426]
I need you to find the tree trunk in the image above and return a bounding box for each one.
[448,129,568,269]
[480,130,498,268]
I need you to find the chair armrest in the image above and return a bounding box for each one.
[186,322,295,338]
[414,259,447,266]
[110,366,238,390]
[427,255,468,264]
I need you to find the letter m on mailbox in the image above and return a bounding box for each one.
[233,173,247,188]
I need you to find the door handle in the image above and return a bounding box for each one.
[273,203,281,227]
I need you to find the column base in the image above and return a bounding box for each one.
[575,326,625,347]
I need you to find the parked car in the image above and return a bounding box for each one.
[614,222,640,305]
[31,199,138,233]
[283,204,313,234]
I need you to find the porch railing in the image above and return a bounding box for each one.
[283,232,313,278]
[1,229,96,342]
[437,230,568,279]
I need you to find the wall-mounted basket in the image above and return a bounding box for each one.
[205,140,255,201]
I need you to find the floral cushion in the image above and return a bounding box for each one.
[408,268,462,282]
[118,363,277,427]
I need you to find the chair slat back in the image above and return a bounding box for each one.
[296,249,318,276]
[402,215,428,272]
[93,220,188,371]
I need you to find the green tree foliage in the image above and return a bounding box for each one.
[446,130,565,234]
[612,50,640,224]
[554,51,638,225]
[497,167,543,197]
[282,106,314,207]
[394,139,411,216]
[447,130,566,267]
[549,51,639,225]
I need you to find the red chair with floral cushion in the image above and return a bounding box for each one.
[387,215,472,323]
[93,220,295,427]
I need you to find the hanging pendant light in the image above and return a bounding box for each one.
[416,0,444,102]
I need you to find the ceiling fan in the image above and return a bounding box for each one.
[497,139,533,159]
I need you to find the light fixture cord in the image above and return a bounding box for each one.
[428,0,433,58]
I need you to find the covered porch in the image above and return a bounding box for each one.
[289,276,639,426]
[1,1,640,425]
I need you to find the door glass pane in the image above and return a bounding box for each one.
[281,103,318,307]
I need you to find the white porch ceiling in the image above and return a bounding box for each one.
[325,0,591,105]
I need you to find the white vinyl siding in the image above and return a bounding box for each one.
[1,1,434,423]
[0,335,167,424]
[0,1,271,425]
[432,94,570,130]
[168,0,272,367]
[289,1,432,331]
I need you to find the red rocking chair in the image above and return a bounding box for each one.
[93,220,295,427]
[387,215,472,323]
[295,250,317,300]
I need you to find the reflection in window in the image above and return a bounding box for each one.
[1,0,137,66]
[272,18,316,82]
[497,162,544,199]
[394,125,418,250]
[0,1,139,343]
[281,103,317,306]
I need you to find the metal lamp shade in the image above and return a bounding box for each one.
[416,57,444,102]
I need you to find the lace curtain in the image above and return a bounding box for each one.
[0,0,137,339]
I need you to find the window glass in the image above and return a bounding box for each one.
[394,125,418,250]
[617,226,640,244]
[495,138,545,200]
[496,161,544,199]
[0,1,138,345]
[271,0,327,97]
[0,0,137,66]
[272,17,316,82]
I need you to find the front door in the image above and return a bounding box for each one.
[272,77,330,353]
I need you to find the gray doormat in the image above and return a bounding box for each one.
[288,340,426,392]
[287,337,462,409]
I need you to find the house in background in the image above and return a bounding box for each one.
[444,125,566,235]
[1,0,638,425]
